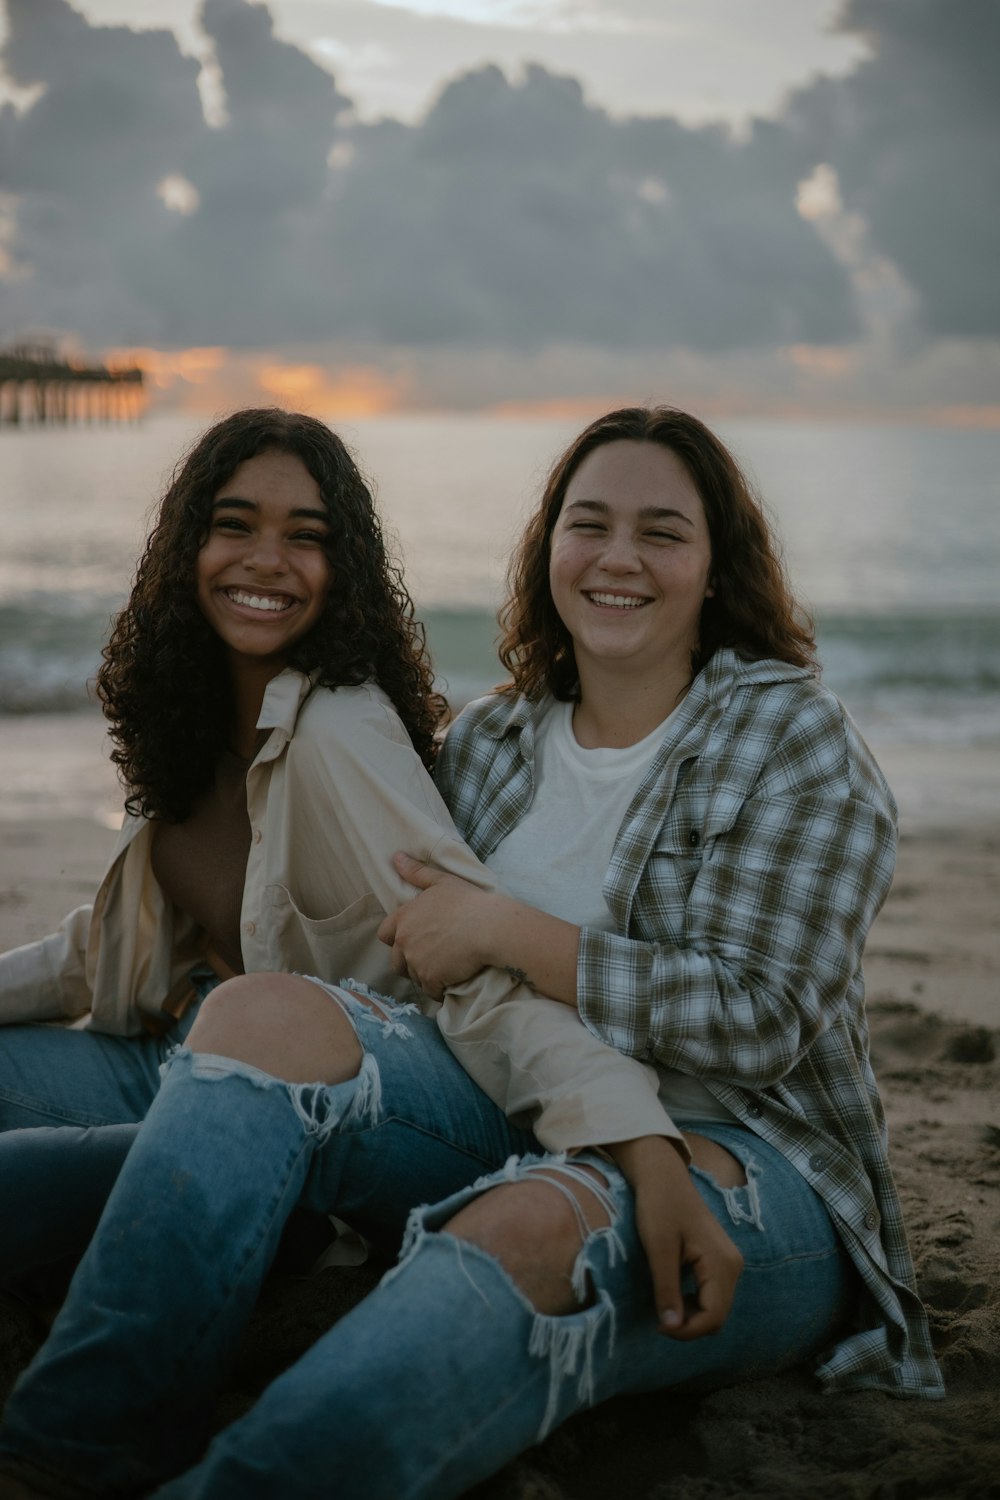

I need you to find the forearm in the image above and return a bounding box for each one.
[0,909,93,1024]
[474,895,580,1008]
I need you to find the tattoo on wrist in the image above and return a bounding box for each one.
[505,965,534,989]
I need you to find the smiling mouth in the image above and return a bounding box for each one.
[585,591,649,610]
[225,588,295,613]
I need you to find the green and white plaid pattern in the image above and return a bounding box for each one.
[436,647,943,1399]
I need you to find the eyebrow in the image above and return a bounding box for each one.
[563,499,695,527]
[210,497,330,524]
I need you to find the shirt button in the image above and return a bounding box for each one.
[244,921,256,937]
[809,1153,827,1173]
[746,1101,763,1118]
[864,1209,879,1231]
[687,829,700,847]
[252,828,262,844]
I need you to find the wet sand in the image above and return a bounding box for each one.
[1,738,998,1498]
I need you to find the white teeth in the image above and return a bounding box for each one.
[227,589,292,613]
[587,592,646,609]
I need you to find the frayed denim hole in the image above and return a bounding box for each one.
[309,974,416,1041]
[167,1049,373,1144]
[339,1050,382,1130]
[691,1153,764,1231]
[529,1287,618,1439]
[158,1042,192,1081]
[339,975,420,1031]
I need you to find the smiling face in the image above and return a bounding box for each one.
[548,439,714,697]
[195,448,332,680]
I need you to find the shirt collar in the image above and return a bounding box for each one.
[490,648,815,739]
[254,667,317,758]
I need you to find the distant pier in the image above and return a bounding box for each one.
[0,344,145,427]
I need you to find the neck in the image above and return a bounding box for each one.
[572,660,692,749]
[227,657,283,760]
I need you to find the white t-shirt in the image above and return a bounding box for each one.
[486,698,736,1126]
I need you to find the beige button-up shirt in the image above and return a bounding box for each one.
[0,669,680,1156]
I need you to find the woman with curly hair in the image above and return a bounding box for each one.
[0,408,438,1227]
[0,407,941,1500]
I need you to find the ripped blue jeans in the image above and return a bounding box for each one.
[0,986,853,1500]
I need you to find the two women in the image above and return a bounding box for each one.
[0,407,941,1500]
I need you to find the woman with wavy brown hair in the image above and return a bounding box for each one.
[0,407,940,1500]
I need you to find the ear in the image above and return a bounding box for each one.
[704,576,716,599]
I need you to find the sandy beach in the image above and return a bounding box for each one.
[0,733,997,1498]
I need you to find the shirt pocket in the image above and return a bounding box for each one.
[630,789,744,939]
[263,885,410,999]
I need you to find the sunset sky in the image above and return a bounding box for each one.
[1,0,998,418]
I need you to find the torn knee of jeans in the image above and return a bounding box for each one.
[408,1154,627,1312]
[160,1045,384,1141]
[386,1210,618,1442]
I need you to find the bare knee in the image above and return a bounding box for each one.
[187,974,363,1085]
[444,1169,611,1317]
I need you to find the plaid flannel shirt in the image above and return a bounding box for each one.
[435,647,943,1399]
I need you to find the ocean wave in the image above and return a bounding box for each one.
[2,601,999,742]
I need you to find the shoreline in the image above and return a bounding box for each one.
[1,725,998,1496]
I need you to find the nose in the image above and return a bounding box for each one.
[244,530,288,576]
[598,528,642,574]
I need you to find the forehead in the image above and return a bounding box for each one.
[215,449,323,504]
[562,440,705,521]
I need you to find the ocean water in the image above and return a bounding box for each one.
[1,413,998,766]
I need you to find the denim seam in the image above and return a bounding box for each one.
[0,1089,138,1129]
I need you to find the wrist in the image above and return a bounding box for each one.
[607,1134,688,1182]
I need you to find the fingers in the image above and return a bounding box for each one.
[392,851,441,888]
[648,1240,685,1334]
[376,911,397,946]
[664,1239,744,1342]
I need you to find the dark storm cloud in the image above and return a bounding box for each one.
[0,0,992,351]
[0,0,207,339]
[324,65,855,350]
[787,0,1000,338]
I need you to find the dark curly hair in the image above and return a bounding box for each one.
[498,406,817,700]
[97,408,446,822]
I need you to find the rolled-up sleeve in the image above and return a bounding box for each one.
[576,701,897,1085]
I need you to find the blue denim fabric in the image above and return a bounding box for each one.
[0,991,853,1500]
[0,986,539,1497]
[0,974,212,1282]
[144,1127,853,1500]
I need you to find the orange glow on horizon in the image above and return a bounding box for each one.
[100,347,1000,427]
[256,361,404,416]
[782,344,857,377]
[924,404,1000,429]
[108,346,228,390]
[103,347,406,417]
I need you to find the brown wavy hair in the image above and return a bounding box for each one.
[97,408,446,822]
[498,406,817,700]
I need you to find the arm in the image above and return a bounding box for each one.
[402,688,896,1086]
[574,703,897,1084]
[287,688,687,1155]
[608,1136,743,1337]
[0,905,94,1025]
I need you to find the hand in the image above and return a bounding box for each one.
[376,852,496,1001]
[609,1136,743,1339]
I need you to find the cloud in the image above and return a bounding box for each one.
[0,0,996,395]
[0,0,858,353]
[786,0,1000,338]
[321,63,856,349]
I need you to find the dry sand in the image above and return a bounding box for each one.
[0,738,997,1499]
